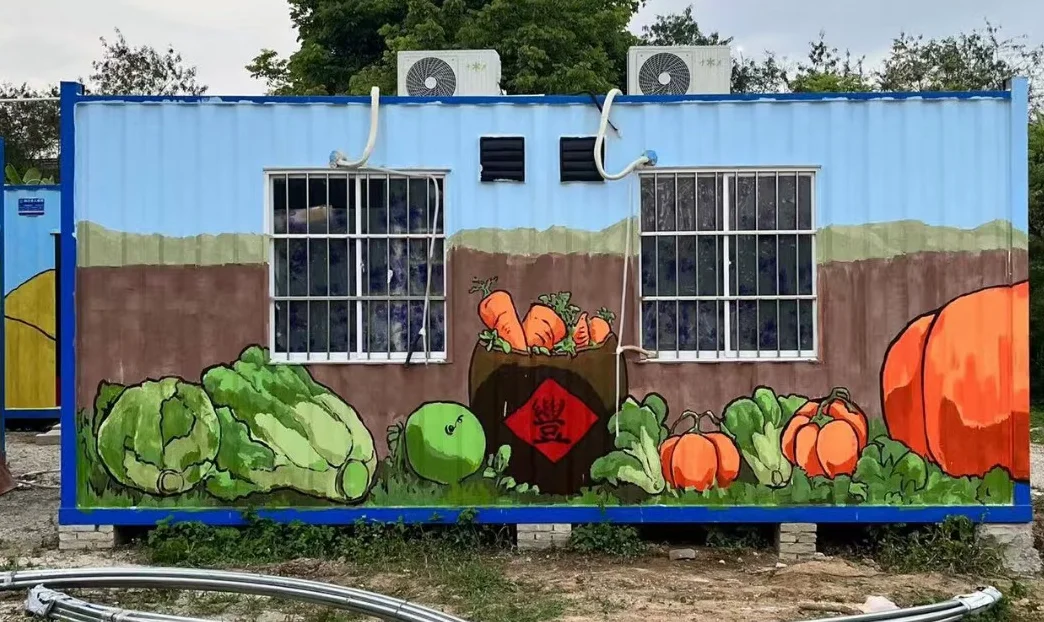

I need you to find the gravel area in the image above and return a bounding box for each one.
[1,431,61,555]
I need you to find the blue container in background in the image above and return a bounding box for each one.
[3,184,61,424]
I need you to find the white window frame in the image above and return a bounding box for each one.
[638,167,819,363]
[264,168,449,364]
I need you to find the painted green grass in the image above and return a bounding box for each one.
[77,406,1014,512]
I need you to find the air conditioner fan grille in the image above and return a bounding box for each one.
[405,57,457,96]
[638,52,691,95]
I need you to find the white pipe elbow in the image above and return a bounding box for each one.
[594,88,654,180]
[330,86,380,169]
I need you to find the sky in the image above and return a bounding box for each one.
[2,0,1042,95]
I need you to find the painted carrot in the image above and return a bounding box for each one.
[588,307,616,344]
[572,312,591,348]
[522,303,568,350]
[469,276,528,352]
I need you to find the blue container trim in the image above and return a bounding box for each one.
[59,491,1034,527]
[4,408,61,420]
[74,89,1012,107]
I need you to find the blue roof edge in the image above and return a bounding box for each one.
[72,87,1015,106]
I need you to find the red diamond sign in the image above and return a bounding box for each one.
[504,378,599,463]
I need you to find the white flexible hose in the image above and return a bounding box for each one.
[328,85,442,363]
[613,175,636,436]
[594,88,651,180]
[590,88,657,436]
[331,87,380,169]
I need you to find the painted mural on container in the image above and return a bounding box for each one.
[76,278,1026,510]
[68,92,1029,518]
[4,187,60,412]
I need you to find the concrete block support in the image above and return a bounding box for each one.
[58,525,115,551]
[517,523,571,551]
[977,523,1042,576]
[777,523,817,562]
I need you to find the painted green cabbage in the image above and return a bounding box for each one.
[95,378,221,496]
[201,346,377,503]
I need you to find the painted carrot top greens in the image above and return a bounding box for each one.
[470,275,616,356]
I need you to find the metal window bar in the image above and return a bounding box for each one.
[653,175,659,354]
[284,176,291,358]
[796,173,802,353]
[326,174,332,361]
[776,173,781,358]
[305,174,311,362]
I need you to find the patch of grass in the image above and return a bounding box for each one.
[1031,408,1044,445]
[141,514,564,622]
[568,523,648,557]
[824,516,1001,575]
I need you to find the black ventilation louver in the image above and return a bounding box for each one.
[479,137,525,182]
[559,137,605,183]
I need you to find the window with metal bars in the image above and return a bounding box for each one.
[638,169,817,361]
[267,170,447,363]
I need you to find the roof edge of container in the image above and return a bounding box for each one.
[71,87,1016,107]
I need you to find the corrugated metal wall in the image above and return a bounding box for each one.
[67,91,1030,522]
[3,186,60,413]
[74,95,1018,242]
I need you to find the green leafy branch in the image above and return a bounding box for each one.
[5,164,54,185]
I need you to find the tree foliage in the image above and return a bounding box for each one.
[250,0,640,95]
[1,29,205,179]
[0,83,59,176]
[88,28,208,96]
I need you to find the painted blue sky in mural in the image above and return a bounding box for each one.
[4,188,59,296]
[74,97,1026,237]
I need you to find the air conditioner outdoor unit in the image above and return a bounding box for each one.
[627,45,732,95]
[397,50,502,96]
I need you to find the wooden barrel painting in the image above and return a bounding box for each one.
[466,277,626,495]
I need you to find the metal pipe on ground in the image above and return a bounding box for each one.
[1,567,1002,622]
[1,567,468,622]
[793,587,1002,622]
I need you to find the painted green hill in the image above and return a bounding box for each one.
[77,222,267,267]
[76,218,1027,268]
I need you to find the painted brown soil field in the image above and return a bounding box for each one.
[77,248,1026,457]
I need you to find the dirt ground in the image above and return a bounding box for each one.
[2,431,1044,621]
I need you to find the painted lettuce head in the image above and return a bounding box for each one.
[95,378,221,496]
[201,346,377,504]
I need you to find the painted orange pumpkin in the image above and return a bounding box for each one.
[781,388,868,478]
[880,281,1029,480]
[660,430,741,491]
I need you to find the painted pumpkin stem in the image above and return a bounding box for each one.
[672,410,699,434]
[812,386,856,426]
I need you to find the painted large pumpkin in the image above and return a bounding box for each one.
[659,431,741,492]
[781,388,868,478]
[880,281,1029,480]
